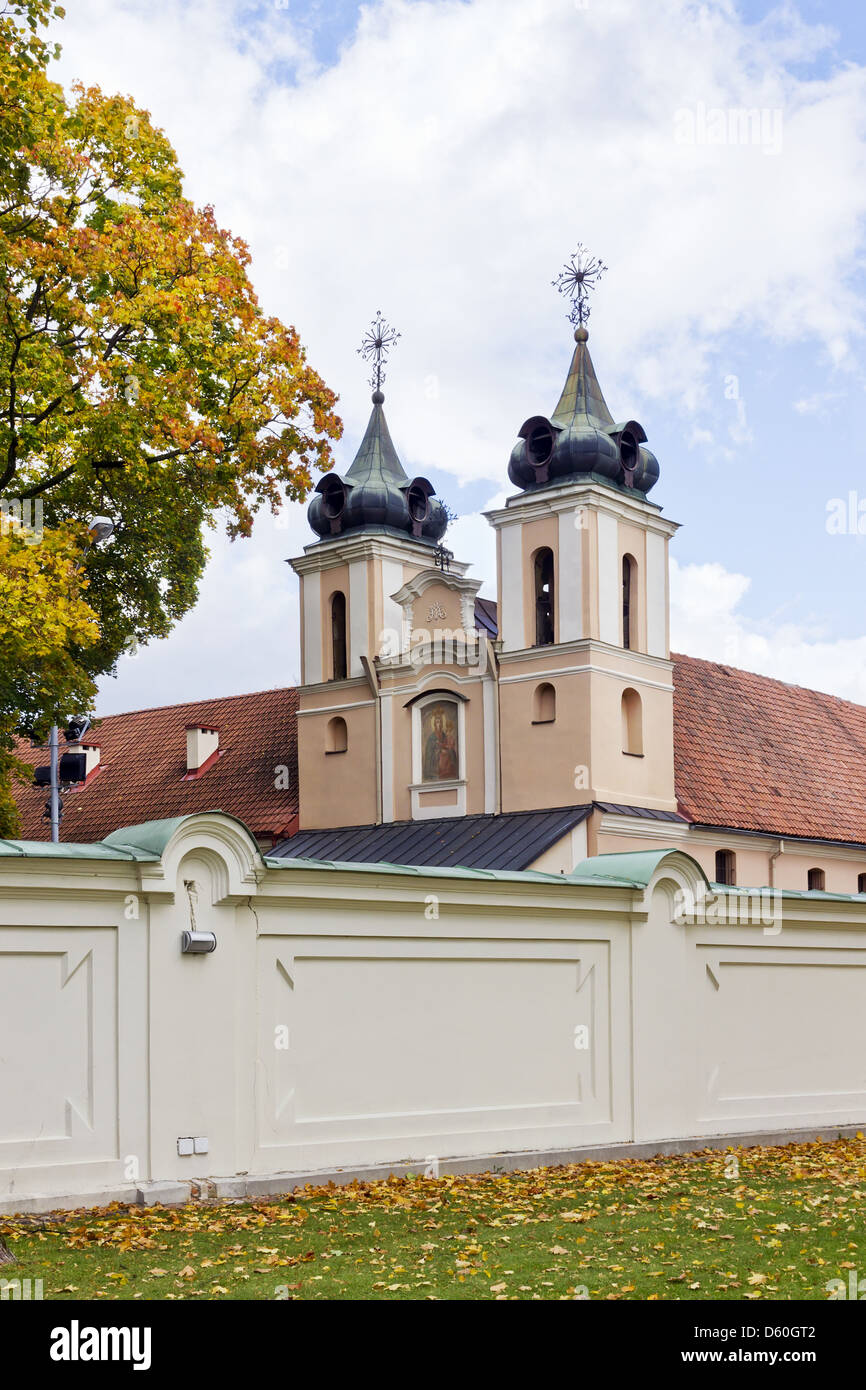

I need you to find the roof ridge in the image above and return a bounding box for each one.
[671,652,866,715]
[91,684,298,724]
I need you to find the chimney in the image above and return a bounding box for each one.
[186,725,219,774]
[81,744,101,778]
[65,741,101,779]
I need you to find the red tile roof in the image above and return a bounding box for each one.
[12,652,866,849]
[673,652,866,845]
[12,687,299,844]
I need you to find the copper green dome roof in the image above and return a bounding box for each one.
[508,327,659,497]
[308,391,448,545]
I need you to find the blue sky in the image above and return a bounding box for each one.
[47,0,866,710]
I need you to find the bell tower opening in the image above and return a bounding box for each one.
[622,554,636,650]
[534,547,555,646]
[330,591,347,680]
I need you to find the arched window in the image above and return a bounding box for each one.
[330,591,347,681]
[807,867,825,892]
[622,554,636,650]
[533,682,556,724]
[326,715,347,754]
[715,850,736,886]
[858,873,866,894]
[621,688,643,755]
[534,547,555,646]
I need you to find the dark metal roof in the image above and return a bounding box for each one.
[594,801,688,822]
[271,805,593,872]
[473,596,499,639]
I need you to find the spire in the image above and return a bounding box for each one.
[345,392,409,487]
[507,248,660,497]
[551,325,615,429]
[307,313,448,544]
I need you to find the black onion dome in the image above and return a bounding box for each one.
[508,327,659,496]
[308,393,448,544]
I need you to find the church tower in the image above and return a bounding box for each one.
[290,315,496,830]
[486,249,679,815]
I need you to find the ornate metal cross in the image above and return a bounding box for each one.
[357,311,401,392]
[552,244,607,327]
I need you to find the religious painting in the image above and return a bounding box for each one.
[421,700,459,783]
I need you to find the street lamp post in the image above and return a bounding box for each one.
[48,725,60,844]
[45,515,115,843]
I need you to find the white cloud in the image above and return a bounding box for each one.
[44,0,866,711]
[793,389,845,414]
[670,556,866,703]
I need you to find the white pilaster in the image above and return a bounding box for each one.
[499,523,524,651]
[645,530,667,658]
[596,511,619,645]
[483,676,497,814]
[302,570,322,685]
[380,558,404,659]
[348,559,369,677]
[558,507,583,642]
[381,692,394,822]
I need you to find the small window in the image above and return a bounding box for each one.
[858,873,866,894]
[715,850,736,886]
[621,687,643,755]
[534,547,555,646]
[807,867,825,892]
[326,716,347,754]
[622,554,636,651]
[533,683,556,724]
[330,591,347,681]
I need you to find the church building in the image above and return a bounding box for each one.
[11,298,866,899]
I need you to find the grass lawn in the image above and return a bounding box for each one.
[2,1138,864,1301]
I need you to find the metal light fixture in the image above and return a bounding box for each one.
[86,515,115,544]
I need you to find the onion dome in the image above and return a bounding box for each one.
[308,389,448,544]
[508,325,659,498]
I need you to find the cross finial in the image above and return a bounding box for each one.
[357,310,401,396]
[552,244,607,328]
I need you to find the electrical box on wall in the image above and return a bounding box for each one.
[177,1136,209,1156]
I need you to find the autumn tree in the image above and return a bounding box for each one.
[0,0,341,823]
[0,512,98,834]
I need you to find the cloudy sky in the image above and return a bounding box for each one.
[48,0,866,712]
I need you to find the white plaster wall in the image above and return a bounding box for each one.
[2,821,866,1206]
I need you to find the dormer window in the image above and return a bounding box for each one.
[534,547,555,646]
